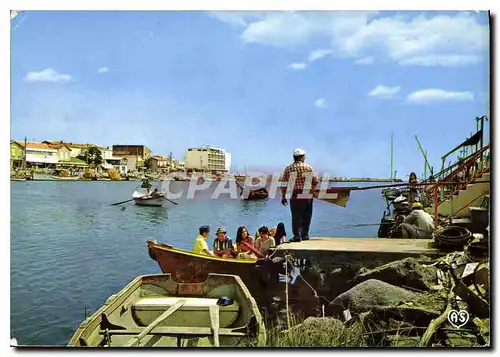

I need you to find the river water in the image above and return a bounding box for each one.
[10,180,388,345]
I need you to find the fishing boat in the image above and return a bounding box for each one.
[10,178,26,182]
[146,241,283,304]
[245,188,269,200]
[32,172,57,181]
[381,187,401,200]
[68,273,267,347]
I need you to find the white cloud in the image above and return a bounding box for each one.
[24,68,73,83]
[314,98,327,108]
[97,67,109,74]
[355,57,374,65]
[308,49,332,62]
[288,62,307,70]
[209,12,251,28]
[407,89,474,104]
[211,11,488,67]
[368,85,401,99]
[398,55,481,67]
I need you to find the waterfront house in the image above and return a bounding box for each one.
[18,142,59,168]
[105,156,128,176]
[151,155,170,173]
[42,141,98,158]
[10,141,24,170]
[99,146,115,170]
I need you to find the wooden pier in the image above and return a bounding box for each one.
[273,237,444,270]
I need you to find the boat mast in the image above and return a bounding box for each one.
[390,132,394,181]
[415,135,433,178]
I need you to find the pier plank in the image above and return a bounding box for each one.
[274,238,440,255]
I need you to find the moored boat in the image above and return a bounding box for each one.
[68,273,266,347]
[146,241,283,304]
[245,188,269,200]
[32,172,57,181]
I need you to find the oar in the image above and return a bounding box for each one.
[165,198,178,205]
[110,198,134,206]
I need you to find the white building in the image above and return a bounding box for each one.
[23,142,59,165]
[224,152,232,172]
[184,146,230,173]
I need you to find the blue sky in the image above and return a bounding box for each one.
[11,10,490,177]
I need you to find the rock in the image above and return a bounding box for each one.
[282,317,364,347]
[330,279,417,312]
[350,258,437,291]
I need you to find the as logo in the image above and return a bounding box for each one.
[447,310,469,328]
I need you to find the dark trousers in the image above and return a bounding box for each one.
[290,198,313,240]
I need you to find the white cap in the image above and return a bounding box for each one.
[293,148,306,156]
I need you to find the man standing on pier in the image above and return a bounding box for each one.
[280,148,319,242]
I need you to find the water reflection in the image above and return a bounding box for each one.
[132,206,169,225]
[240,199,269,214]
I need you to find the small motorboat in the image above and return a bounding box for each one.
[67,273,267,347]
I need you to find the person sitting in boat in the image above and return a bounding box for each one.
[141,178,152,195]
[392,196,411,216]
[400,202,434,239]
[235,226,257,259]
[193,225,214,256]
[213,228,235,258]
[255,226,276,257]
[388,215,405,238]
[273,222,287,245]
[150,188,161,198]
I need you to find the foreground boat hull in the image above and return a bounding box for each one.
[146,241,282,305]
[68,273,266,347]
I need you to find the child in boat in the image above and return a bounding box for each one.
[213,228,236,258]
[274,222,287,245]
[193,225,214,256]
[255,226,276,257]
[235,226,257,259]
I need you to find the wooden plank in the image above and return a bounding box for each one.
[274,238,439,255]
[209,305,220,347]
[123,299,187,347]
[101,327,246,336]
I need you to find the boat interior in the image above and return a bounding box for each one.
[68,273,265,347]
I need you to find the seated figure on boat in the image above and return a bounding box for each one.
[193,225,214,256]
[235,226,257,259]
[213,228,236,258]
[273,222,287,246]
[255,226,276,257]
[141,178,152,195]
[150,188,161,198]
[388,215,405,238]
[400,202,434,239]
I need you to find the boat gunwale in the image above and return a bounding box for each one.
[148,242,258,264]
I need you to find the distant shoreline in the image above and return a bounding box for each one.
[327,178,404,183]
